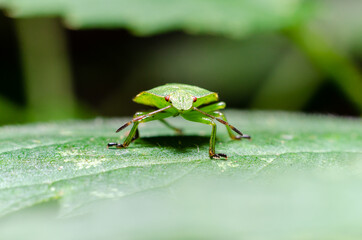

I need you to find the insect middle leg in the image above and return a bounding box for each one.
[199,102,249,140]
[159,119,182,134]
[210,111,241,140]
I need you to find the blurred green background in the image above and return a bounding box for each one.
[0,0,361,125]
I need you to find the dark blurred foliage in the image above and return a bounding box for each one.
[68,29,360,117]
[0,12,24,105]
[0,0,361,125]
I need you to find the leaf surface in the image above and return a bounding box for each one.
[1,110,361,219]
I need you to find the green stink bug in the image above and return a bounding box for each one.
[108,83,251,159]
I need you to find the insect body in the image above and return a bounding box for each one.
[108,83,251,159]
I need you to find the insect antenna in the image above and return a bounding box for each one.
[192,107,251,139]
[116,105,172,133]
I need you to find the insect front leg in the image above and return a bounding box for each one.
[182,112,227,160]
[138,112,179,133]
[108,109,175,149]
[134,111,181,134]
[131,111,151,142]
[122,120,141,147]
[109,111,149,148]
[108,121,141,149]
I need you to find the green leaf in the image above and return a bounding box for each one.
[0,0,314,36]
[1,111,362,239]
[1,110,361,219]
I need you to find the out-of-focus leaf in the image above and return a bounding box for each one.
[1,110,362,239]
[0,0,314,36]
[14,18,77,122]
[316,0,362,54]
[0,96,24,125]
[0,111,361,218]
[287,26,362,113]
[250,46,323,110]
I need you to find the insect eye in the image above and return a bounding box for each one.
[165,95,170,102]
[192,96,197,102]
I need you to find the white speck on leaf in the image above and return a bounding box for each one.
[91,189,125,198]
[216,161,239,171]
[60,150,81,157]
[261,157,276,163]
[281,134,294,140]
[60,130,73,136]
[60,150,106,169]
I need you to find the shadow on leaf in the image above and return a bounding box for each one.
[136,135,210,149]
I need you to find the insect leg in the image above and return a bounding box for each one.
[130,110,179,141]
[134,111,179,134]
[192,107,251,140]
[131,111,152,142]
[111,111,151,148]
[108,121,140,149]
[199,101,226,112]
[108,109,174,149]
[121,121,141,148]
[182,112,227,160]
[115,105,172,133]
[199,102,242,139]
[159,119,182,134]
[211,111,244,140]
